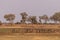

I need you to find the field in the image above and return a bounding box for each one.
[0,24,60,40]
[0,35,60,40]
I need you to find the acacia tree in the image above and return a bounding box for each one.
[41,15,48,23]
[4,14,15,24]
[50,12,60,23]
[20,12,28,23]
[28,16,37,24]
[56,12,60,23]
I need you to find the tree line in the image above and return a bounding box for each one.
[0,12,60,24]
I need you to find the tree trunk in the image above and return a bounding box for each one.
[10,20,13,25]
[44,20,47,24]
[39,19,42,23]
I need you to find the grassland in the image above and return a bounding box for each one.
[0,24,60,40]
[0,35,60,40]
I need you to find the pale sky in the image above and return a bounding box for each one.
[0,0,60,22]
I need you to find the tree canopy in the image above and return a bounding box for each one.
[4,14,15,24]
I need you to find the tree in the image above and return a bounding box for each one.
[39,16,42,23]
[28,16,37,24]
[20,12,28,23]
[50,12,60,23]
[4,14,15,24]
[41,15,48,23]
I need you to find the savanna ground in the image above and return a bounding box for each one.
[0,24,60,40]
[0,35,60,40]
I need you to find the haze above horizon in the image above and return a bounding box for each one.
[0,0,60,22]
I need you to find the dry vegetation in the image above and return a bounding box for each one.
[0,24,60,40]
[0,24,60,28]
[1,6,60,40]
[0,35,60,40]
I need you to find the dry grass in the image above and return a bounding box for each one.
[0,35,60,40]
[0,24,60,40]
[0,24,60,28]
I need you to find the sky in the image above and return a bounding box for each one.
[0,0,60,22]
